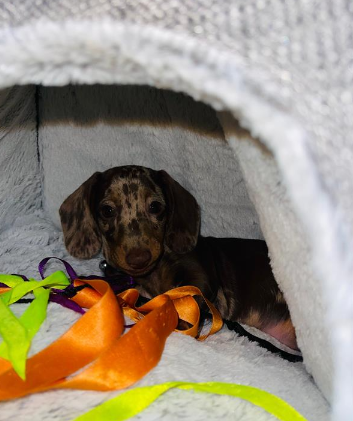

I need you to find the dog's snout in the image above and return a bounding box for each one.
[125,248,152,269]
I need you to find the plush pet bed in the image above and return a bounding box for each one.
[0,1,352,421]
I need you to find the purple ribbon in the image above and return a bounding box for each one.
[37,257,84,314]
[37,257,136,316]
[2,257,137,327]
[38,257,78,282]
[50,289,86,315]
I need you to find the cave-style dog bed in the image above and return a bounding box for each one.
[0,1,352,420]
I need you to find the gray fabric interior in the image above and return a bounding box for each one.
[0,86,41,234]
[39,85,263,240]
[0,84,330,420]
[1,1,352,418]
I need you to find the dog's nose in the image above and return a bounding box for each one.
[125,248,152,269]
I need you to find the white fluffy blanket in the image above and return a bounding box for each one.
[2,1,352,416]
[0,82,330,421]
[0,213,329,421]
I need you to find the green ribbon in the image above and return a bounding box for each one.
[0,274,25,288]
[0,271,69,379]
[0,271,69,305]
[0,297,29,379]
[73,381,308,421]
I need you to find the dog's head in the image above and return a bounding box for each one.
[59,166,200,276]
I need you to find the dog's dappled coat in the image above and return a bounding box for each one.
[60,165,297,349]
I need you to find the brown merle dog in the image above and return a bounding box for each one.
[60,165,297,349]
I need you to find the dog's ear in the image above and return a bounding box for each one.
[158,170,200,254]
[59,172,102,259]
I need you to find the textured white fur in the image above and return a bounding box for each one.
[219,113,333,399]
[0,8,351,421]
[0,87,329,420]
[0,214,329,421]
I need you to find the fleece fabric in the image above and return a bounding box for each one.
[0,86,41,233]
[39,85,263,240]
[219,112,333,400]
[1,1,352,420]
[0,87,330,421]
[0,213,329,421]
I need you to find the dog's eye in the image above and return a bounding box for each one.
[100,205,116,219]
[148,201,163,214]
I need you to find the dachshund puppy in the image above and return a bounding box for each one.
[60,165,297,349]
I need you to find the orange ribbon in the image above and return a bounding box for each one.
[0,279,223,400]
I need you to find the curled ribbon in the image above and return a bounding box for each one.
[0,272,69,378]
[72,381,309,421]
[0,268,307,421]
[0,278,223,400]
